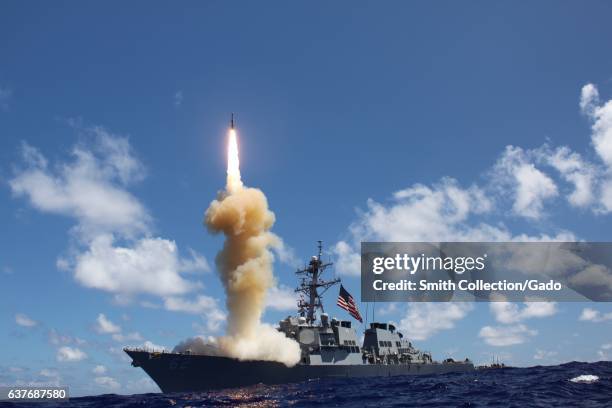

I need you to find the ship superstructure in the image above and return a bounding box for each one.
[125,242,474,392]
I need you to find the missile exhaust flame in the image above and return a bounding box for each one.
[226,128,242,194]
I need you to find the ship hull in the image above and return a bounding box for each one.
[125,350,475,393]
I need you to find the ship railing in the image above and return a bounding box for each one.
[123,346,170,353]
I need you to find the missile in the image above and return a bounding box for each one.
[230,113,235,129]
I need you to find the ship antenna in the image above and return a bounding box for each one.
[295,241,340,325]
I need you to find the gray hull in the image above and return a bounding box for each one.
[126,350,475,393]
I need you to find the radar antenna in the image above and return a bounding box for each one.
[295,241,340,325]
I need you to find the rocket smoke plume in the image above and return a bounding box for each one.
[203,126,300,366]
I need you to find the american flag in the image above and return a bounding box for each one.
[337,285,363,323]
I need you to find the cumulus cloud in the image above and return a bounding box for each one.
[534,349,558,361]
[94,314,121,334]
[94,376,120,391]
[15,313,37,327]
[579,83,612,212]
[47,329,85,346]
[332,177,569,341]
[493,146,558,219]
[56,346,87,362]
[536,145,597,208]
[265,284,297,311]
[333,177,572,277]
[271,240,299,267]
[94,313,154,345]
[10,140,149,239]
[490,301,557,324]
[579,307,612,322]
[581,83,612,167]
[332,179,503,276]
[9,126,220,316]
[329,83,612,346]
[333,241,361,277]
[598,343,612,361]
[74,235,198,297]
[92,365,107,375]
[479,324,537,346]
[163,295,226,332]
[39,368,59,379]
[399,303,474,341]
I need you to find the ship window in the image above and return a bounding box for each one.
[356,347,360,353]
[320,333,335,346]
[396,341,401,347]
[379,341,384,347]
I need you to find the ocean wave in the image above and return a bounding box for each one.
[13,361,611,407]
[569,374,600,383]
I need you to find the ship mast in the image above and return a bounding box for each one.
[295,241,340,325]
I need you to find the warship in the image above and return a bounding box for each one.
[125,242,474,392]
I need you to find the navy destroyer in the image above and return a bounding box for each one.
[125,242,474,392]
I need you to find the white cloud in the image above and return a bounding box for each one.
[597,343,612,361]
[164,295,226,332]
[271,239,299,267]
[493,146,558,219]
[579,307,612,322]
[539,146,597,208]
[10,138,149,239]
[9,129,212,304]
[56,346,87,362]
[479,324,537,346]
[95,313,150,344]
[112,332,143,342]
[534,349,558,361]
[179,248,211,273]
[398,303,473,341]
[333,241,361,277]
[94,376,120,391]
[333,179,509,276]
[580,83,599,115]
[92,365,107,375]
[332,176,573,276]
[490,301,557,324]
[378,303,399,316]
[47,329,85,346]
[74,235,198,297]
[39,368,59,378]
[581,83,612,167]
[15,313,37,327]
[266,284,297,311]
[579,83,612,213]
[94,314,121,334]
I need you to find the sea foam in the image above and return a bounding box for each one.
[569,374,599,383]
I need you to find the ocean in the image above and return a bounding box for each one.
[2,361,610,407]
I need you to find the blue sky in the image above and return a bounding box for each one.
[1,1,612,396]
